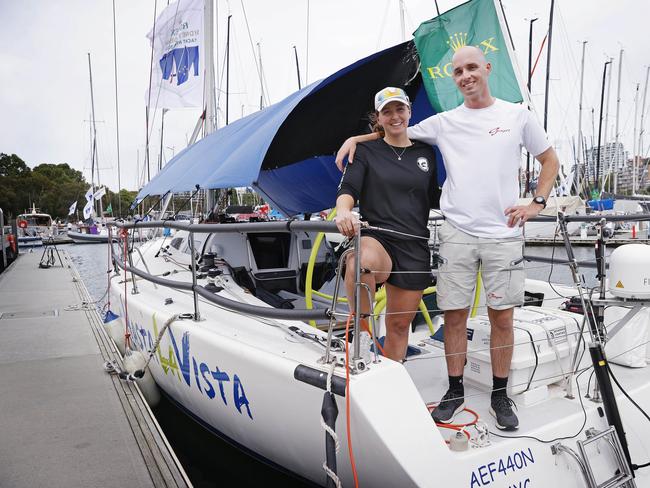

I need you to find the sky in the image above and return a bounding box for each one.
[1,0,648,193]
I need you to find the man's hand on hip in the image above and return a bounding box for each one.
[504,202,544,228]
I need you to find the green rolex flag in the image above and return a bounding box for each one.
[106,203,113,214]
[413,0,523,113]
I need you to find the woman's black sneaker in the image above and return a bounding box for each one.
[490,395,519,431]
[431,389,465,424]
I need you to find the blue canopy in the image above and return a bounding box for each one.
[137,41,441,216]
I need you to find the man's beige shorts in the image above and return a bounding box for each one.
[436,221,525,311]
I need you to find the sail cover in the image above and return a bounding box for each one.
[136,41,438,216]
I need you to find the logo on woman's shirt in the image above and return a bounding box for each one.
[417,157,430,172]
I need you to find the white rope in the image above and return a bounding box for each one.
[321,360,342,488]
[142,314,182,371]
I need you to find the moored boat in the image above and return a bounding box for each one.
[16,205,55,248]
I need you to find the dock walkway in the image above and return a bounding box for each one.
[0,250,191,488]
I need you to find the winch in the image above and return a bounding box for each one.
[608,244,650,299]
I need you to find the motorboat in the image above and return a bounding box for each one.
[16,205,54,248]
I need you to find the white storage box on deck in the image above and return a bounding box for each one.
[431,307,586,396]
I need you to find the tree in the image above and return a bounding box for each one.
[0,153,30,178]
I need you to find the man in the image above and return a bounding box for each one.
[335,46,559,431]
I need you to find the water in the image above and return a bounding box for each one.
[63,241,608,487]
[62,243,312,488]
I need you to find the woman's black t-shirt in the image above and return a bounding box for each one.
[337,139,440,239]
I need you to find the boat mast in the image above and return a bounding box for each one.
[612,50,623,194]
[257,42,264,110]
[398,0,406,42]
[293,46,302,89]
[87,52,104,220]
[639,66,650,185]
[204,0,217,134]
[576,41,587,197]
[225,14,232,126]
[632,83,640,194]
[595,60,612,194]
[602,56,613,191]
[203,0,218,215]
[543,0,555,131]
[112,0,122,216]
[525,17,538,196]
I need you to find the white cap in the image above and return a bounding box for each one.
[374,87,410,111]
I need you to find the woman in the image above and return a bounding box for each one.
[335,86,440,362]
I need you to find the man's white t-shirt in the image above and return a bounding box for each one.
[407,98,550,238]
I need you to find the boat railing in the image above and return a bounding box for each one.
[108,219,341,322]
[107,212,650,367]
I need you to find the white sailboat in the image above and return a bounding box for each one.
[101,1,650,486]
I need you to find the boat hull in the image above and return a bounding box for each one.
[105,238,650,487]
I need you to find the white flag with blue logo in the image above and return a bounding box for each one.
[93,186,106,201]
[85,187,94,202]
[146,0,204,109]
[68,201,77,216]
[83,200,94,220]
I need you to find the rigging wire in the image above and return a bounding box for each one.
[239,0,270,106]
[145,0,160,182]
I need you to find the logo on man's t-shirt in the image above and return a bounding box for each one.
[416,157,429,172]
[489,127,511,136]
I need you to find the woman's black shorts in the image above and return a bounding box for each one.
[362,229,433,290]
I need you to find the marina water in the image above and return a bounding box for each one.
[61,241,607,487]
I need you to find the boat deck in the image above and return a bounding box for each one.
[0,251,191,488]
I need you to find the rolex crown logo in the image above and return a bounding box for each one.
[446,32,468,52]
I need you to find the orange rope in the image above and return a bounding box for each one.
[426,404,479,445]
[344,313,359,488]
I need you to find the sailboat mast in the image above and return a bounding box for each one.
[293,46,302,89]
[525,17,537,196]
[87,52,104,219]
[639,66,650,171]
[596,60,611,193]
[225,14,232,126]
[398,0,406,42]
[257,42,264,110]
[203,0,217,215]
[204,0,216,134]
[112,0,122,216]
[612,50,623,194]
[603,56,613,191]
[576,41,587,197]
[633,83,640,194]
[543,0,555,131]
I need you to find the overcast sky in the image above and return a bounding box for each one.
[1,0,648,192]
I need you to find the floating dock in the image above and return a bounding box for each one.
[0,250,191,487]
